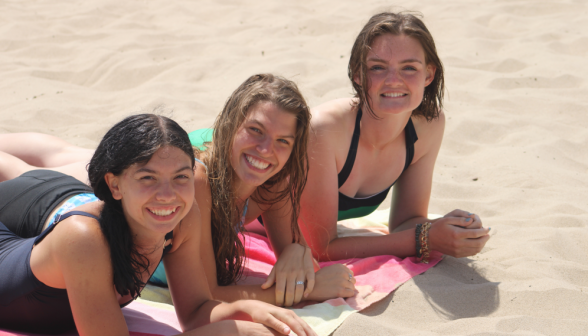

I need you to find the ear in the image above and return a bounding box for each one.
[104,172,122,200]
[424,64,436,87]
[353,70,361,86]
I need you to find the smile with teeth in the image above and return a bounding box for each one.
[148,207,178,217]
[382,93,407,97]
[245,154,270,170]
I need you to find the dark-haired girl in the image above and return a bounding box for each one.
[299,12,491,262]
[0,113,315,336]
[0,76,353,311]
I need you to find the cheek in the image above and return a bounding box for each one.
[277,147,294,168]
[180,184,195,206]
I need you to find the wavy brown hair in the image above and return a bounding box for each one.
[348,11,445,121]
[198,74,311,286]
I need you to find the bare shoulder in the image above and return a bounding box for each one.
[50,212,110,266]
[166,164,208,251]
[312,98,357,127]
[412,110,446,145]
[168,197,201,253]
[193,163,212,206]
[310,98,359,145]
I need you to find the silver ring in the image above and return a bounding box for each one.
[348,274,353,282]
[296,281,305,286]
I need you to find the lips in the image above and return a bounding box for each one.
[245,154,271,170]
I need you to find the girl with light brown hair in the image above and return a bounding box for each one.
[298,12,491,262]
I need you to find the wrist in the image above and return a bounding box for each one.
[230,300,251,319]
[415,222,431,263]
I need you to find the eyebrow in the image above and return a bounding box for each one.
[367,57,423,64]
[135,166,193,174]
[249,119,296,139]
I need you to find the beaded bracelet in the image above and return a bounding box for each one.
[415,223,423,258]
[418,222,431,264]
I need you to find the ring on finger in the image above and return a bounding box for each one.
[348,274,353,282]
[296,280,305,286]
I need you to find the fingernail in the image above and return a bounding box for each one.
[466,218,471,222]
[488,227,491,231]
[468,212,473,215]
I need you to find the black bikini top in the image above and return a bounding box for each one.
[38,211,174,255]
[337,108,418,213]
[36,210,173,305]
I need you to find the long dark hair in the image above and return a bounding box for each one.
[87,113,195,298]
[199,74,311,285]
[348,12,445,121]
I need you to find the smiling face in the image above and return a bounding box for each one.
[358,33,436,116]
[229,101,297,191]
[106,145,195,239]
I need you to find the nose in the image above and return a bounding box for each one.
[155,181,176,202]
[384,68,402,85]
[256,136,273,157]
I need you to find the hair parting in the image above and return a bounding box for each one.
[88,111,195,297]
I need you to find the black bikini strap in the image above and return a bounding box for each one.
[34,211,100,245]
[338,108,362,188]
[163,230,174,255]
[402,118,419,172]
[54,211,100,224]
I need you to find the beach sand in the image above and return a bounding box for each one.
[1,0,587,334]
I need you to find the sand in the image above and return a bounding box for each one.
[1,0,587,335]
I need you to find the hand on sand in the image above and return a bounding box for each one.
[261,243,316,306]
[429,209,490,258]
[306,264,356,302]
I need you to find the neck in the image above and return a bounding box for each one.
[232,178,256,204]
[132,230,167,255]
[124,214,168,254]
[360,108,412,149]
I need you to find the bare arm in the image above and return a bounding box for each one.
[50,217,130,336]
[298,111,416,260]
[195,169,278,304]
[300,110,489,260]
[389,112,490,256]
[257,184,316,306]
[166,192,315,336]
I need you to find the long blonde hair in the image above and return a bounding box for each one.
[199,73,311,285]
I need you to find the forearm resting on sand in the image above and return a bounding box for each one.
[311,211,490,261]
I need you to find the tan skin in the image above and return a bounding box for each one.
[299,34,490,261]
[0,104,356,308]
[24,145,316,336]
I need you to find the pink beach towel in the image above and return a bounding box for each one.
[0,212,442,336]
